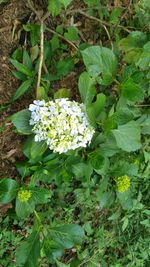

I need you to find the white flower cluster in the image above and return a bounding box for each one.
[29,99,95,154]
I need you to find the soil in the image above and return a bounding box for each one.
[0,0,31,178]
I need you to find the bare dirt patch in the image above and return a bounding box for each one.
[0,0,30,177]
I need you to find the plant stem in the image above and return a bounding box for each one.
[46,27,78,50]
[36,22,44,99]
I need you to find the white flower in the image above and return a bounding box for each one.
[29,98,95,154]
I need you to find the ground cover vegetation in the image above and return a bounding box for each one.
[0,0,150,266]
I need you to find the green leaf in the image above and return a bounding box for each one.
[0,178,19,203]
[31,140,48,159]
[118,31,147,52]
[56,58,74,77]
[43,239,64,263]
[30,187,52,204]
[98,191,115,208]
[23,50,33,70]
[89,149,106,170]
[12,79,32,101]
[86,93,106,126]
[16,231,41,266]
[54,88,71,99]
[112,121,141,152]
[50,224,85,249]
[60,0,72,9]
[81,46,117,85]
[15,198,35,218]
[56,260,70,267]
[121,78,144,102]
[11,47,23,61]
[30,45,39,62]
[48,0,61,16]
[36,86,48,100]
[72,162,93,180]
[10,59,33,77]
[110,8,122,24]
[11,70,26,81]
[122,217,129,231]
[64,26,80,41]
[11,109,32,134]
[117,191,133,210]
[78,72,96,105]
[50,34,60,52]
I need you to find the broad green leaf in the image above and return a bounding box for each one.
[72,162,93,180]
[54,88,71,99]
[89,149,106,170]
[82,46,117,85]
[30,187,52,204]
[16,162,31,178]
[118,31,147,52]
[11,109,32,134]
[136,53,150,70]
[56,58,74,77]
[48,0,61,16]
[86,93,106,126]
[121,78,144,102]
[43,239,64,263]
[117,191,133,210]
[12,79,32,101]
[56,260,70,267]
[15,198,35,218]
[23,136,34,158]
[112,121,141,152]
[60,0,72,9]
[103,114,117,134]
[23,50,33,70]
[36,86,48,100]
[139,115,150,134]
[16,231,41,266]
[0,178,19,203]
[31,140,48,159]
[100,133,119,156]
[64,26,80,41]
[98,191,115,208]
[78,72,96,104]
[50,224,85,249]
[10,59,33,77]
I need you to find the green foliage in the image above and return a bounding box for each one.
[81,46,117,85]
[16,231,41,266]
[11,109,32,134]
[3,1,150,266]
[112,121,141,152]
[0,178,19,203]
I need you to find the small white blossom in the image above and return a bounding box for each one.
[29,98,95,154]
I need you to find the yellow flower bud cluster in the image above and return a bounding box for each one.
[18,189,31,202]
[115,175,131,192]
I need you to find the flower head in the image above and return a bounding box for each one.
[18,189,31,202]
[115,175,131,192]
[29,99,95,154]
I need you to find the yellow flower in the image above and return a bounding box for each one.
[18,189,31,202]
[115,175,131,192]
